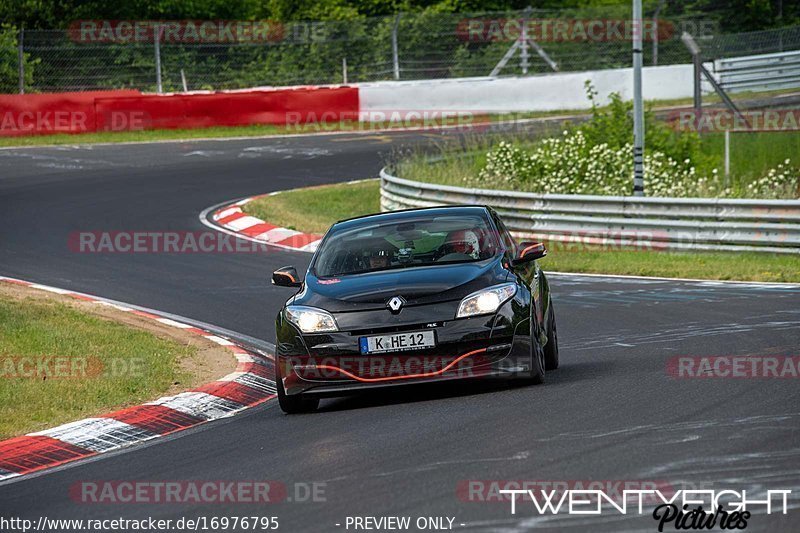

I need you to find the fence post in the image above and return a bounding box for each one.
[681,32,702,130]
[154,23,163,93]
[342,57,348,84]
[724,129,730,181]
[520,7,531,75]
[693,52,702,118]
[180,69,188,92]
[652,0,666,66]
[18,28,24,94]
[652,19,658,66]
[632,0,645,196]
[392,14,401,80]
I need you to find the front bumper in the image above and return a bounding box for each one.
[276,299,532,396]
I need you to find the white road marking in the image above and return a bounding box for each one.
[31,418,158,452]
[147,392,244,420]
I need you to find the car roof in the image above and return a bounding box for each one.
[332,205,492,231]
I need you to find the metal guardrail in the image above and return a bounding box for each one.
[380,169,800,254]
[715,50,800,93]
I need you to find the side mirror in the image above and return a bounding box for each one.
[511,242,547,266]
[272,266,302,287]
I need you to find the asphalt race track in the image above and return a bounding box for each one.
[1,130,799,532]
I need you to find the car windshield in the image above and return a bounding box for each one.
[313,214,500,277]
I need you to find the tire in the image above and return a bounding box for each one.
[527,316,546,385]
[544,300,559,371]
[276,362,319,414]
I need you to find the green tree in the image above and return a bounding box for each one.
[0,24,38,93]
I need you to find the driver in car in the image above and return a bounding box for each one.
[369,248,392,270]
[441,229,481,259]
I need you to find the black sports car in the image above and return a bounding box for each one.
[271,205,558,413]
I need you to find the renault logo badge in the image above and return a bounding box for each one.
[387,296,405,314]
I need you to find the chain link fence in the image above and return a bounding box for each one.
[698,24,800,58]
[2,8,800,94]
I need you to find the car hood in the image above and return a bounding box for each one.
[295,257,509,313]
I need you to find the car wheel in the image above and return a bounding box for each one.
[544,300,559,371]
[276,361,319,414]
[527,316,545,385]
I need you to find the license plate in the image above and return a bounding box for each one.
[359,330,436,354]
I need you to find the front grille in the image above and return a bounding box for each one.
[347,322,445,336]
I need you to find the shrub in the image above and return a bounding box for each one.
[474,82,799,199]
[477,132,698,197]
[745,160,800,199]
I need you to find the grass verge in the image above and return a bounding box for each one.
[245,180,380,234]
[0,114,552,148]
[541,247,800,282]
[397,129,800,198]
[0,283,235,438]
[242,180,800,282]
[0,124,292,147]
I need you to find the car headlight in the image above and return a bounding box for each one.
[456,283,517,318]
[285,305,338,333]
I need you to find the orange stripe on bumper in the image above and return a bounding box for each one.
[299,347,488,383]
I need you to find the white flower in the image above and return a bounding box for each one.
[476,129,798,199]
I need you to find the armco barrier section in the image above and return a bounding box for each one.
[1,87,359,136]
[380,169,800,254]
[0,90,141,136]
[360,64,696,114]
[94,87,359,131]
[715,50,800,93]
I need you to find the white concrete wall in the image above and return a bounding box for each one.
[359,64,695,113]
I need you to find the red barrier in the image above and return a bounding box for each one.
[0,91,140,136]
[94,87,359,132]
[0,87,359,137]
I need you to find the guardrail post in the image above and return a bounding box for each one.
[18,28,24,94]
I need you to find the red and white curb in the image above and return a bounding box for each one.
[0,276,276,482]
[212,196,322,253]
